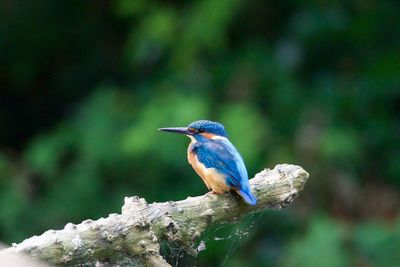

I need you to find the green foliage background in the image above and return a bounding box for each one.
[1,1,399,266]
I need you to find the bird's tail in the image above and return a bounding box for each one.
[238,188,257,206]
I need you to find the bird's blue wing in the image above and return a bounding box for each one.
[192,139,248,190]
[193,139,257,205]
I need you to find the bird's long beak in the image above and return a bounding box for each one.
[158,127,192,135]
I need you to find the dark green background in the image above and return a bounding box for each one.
[1,1,399,266]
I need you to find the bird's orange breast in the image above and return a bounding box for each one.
[187,143,230,194]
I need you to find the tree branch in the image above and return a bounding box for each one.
[0,164,309,266]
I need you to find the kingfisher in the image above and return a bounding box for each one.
[159,120,257,205]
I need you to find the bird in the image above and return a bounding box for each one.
[159,120,257,205]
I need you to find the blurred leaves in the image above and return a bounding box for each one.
[283,217,348,267]
[319,127,361,164]
[354,220,400,267]
[123,92,208,158]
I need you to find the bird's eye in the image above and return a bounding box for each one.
[198,128,205,133]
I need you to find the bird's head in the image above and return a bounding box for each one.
[159,120,228,140]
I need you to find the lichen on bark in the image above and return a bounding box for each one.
[0,164,309,267]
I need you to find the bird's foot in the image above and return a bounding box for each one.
[207,191,218,195]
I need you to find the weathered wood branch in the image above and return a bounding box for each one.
[0,164,309,267]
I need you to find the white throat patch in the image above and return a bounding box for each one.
[211,135,228,141]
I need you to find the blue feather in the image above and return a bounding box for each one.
[192,138,257,205]
[238,188,257,206]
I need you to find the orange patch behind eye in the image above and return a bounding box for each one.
[200,132,216,139]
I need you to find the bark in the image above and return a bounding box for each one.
[0,164,309,266]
